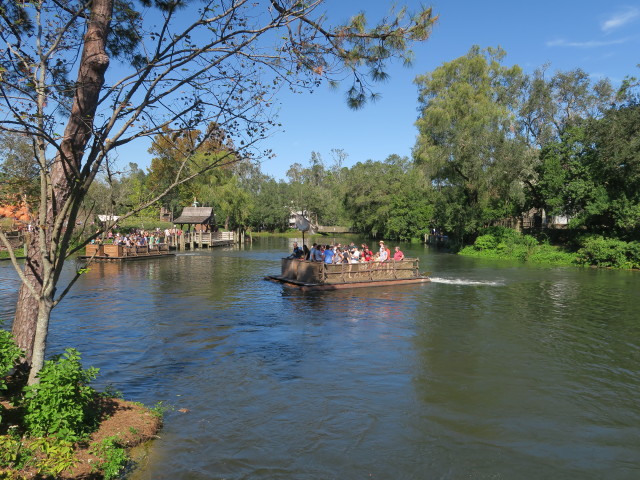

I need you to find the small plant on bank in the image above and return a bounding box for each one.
[22,348,99,442]
[29,436,78,477]
[0,430,30,473]
[99,383,124,400]
[89,435,129,480]
[150,400,171,419]
[0,433,78,478]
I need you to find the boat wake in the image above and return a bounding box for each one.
[429,277,504,287]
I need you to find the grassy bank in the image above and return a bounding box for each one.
[249,230,301,238]
[0,247,24,260]
[459,227,640,269]
[459,227,578,266]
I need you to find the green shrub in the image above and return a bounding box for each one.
[0,434,78,477]
[527,245,577,265]
[625,241,640,269]
[0,327,23,425]
[483,226,521,244]
[576,236,638,269]
[473,234,498,250]
[22,349,99,441]
[89,435,129,480]
[29,437,78,477]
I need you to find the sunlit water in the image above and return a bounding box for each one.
[1,237,639,479]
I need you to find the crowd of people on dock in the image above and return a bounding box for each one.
[288,240,404,264]
[91,227,184,247]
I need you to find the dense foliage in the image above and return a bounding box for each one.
[576,236,640,269]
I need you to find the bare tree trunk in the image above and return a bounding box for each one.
[27,299,54,385]
[11,234,41,364]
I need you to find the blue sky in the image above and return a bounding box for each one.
[116,0,640,180]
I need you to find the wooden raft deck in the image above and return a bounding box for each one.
[80,243,175,261]
[266,258,430,291]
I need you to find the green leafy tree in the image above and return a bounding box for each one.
[146,125,235,216]
[414,46,530,243]
[0,0,436,383]
[232,161,291,232]
[214,176,253,231]
[0,132,39,205]
[536,104,640,238]
[535,125,603,222]
[518,67,614,149]
[248,178,291,232]
[343,154,432,239]
[285,152,350,226]
[587,103,640,237]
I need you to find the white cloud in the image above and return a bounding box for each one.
[602,7,639,32]
[546,38,629,48]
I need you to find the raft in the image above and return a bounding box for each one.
[80,243,175,261]
[266,257,430,291]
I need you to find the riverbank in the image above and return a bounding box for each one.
[458,227,640,270]
[0,248,25,260]
[459,237,576,266]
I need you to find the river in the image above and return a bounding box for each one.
[1,237,639,479]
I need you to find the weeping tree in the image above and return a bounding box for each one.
[0,0,437,384]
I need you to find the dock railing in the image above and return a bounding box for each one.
[166,231,235,249]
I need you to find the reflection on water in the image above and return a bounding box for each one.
[1,240,639,479]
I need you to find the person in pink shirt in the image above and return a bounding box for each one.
[393,246,404,261]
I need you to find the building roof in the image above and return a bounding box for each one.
[173,206,214,224]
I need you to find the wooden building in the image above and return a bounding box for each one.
[173,206,216,232]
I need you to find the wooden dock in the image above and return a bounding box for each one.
[165,231,235,251]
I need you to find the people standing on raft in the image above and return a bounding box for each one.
[378,241,389,262]
[289,242,304,259]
